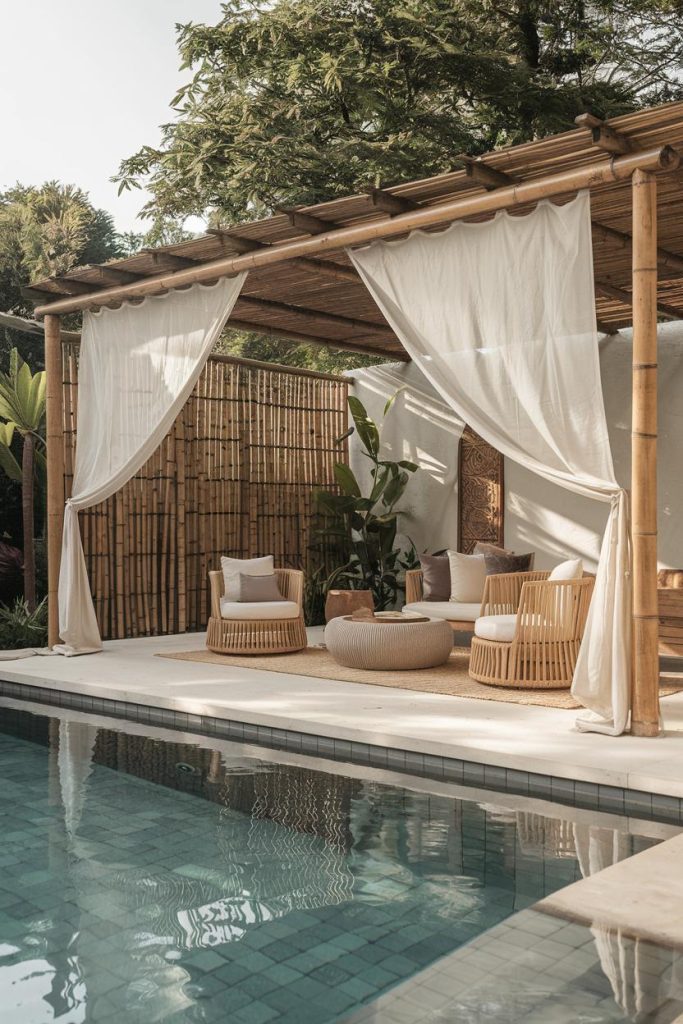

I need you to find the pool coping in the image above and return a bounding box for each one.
[2,676,681,828]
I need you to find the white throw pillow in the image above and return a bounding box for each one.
[447,550,487,603]
[548,557,583,581]
[221,555,274,600]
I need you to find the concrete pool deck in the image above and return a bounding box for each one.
[2,629,683,799]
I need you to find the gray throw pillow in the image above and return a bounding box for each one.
[483,551,534,575]
[239,572,285,602]
[419,554,451,602]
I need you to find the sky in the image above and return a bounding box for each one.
[0,0,224,233]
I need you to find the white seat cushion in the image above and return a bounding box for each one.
[403,601,481,622]
[220,599,299,621]
[474,614,517,643]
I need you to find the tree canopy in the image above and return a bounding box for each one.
[117,0,683,226]
[0,182,127,367]
[116,0,682,371]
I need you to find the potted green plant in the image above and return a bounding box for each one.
[316,392,419,615]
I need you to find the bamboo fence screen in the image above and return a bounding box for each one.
[61,342,349,640]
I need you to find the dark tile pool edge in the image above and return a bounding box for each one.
[1,677,681,826]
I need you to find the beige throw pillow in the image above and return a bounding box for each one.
[221,555,274,600]
[447,550,487,603]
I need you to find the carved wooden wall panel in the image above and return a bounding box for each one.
[458,427,504,553]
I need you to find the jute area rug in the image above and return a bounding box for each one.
[158,646,683,710]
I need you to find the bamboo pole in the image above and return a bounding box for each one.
[44,314,65,647]
[34,147,679,318]
[631,168,660,737]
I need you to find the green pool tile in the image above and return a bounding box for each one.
[233,1002,280,1024]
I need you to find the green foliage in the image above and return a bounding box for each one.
[0,182,124,321]
[116,0,682,228]
[0,348,47,435]
[315,392,419,610]
[216,329,384,375]
[0,349,47,609]
[0,596,47,650]
[0,421,20,482]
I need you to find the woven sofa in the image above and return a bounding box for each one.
[403,569,481,631]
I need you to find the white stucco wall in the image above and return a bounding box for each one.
[351,322,683,569]
[349,362,464,555]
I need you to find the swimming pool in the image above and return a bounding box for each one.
[0,704,670,1023]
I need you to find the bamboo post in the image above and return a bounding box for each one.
[631,168,660,737]
[45,314,65,647]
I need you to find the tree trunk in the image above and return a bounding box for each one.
[22,432,36,611]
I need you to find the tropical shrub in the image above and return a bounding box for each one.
[0,597,47,650]
[315,393,419,612]
[0,349,46,610]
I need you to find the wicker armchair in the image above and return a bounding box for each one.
[206,568,306,655]
[469,570,595,689]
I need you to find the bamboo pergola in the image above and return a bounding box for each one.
[29,101,683,737]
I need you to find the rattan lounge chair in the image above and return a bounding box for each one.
[469,571,595,689]
[206,568,307,655]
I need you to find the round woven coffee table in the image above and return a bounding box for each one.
[324,615,453,671]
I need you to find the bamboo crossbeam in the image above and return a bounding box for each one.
[591,221,683,276]
[365,187,419,215]
[210,227,359,284]
[631,169,660,738]
[456,155,513,189]
[45,314,65,647]
[225,318,402,362]
[595,280,682,320]
[142,249,198,270]
[0,310,80,342]
[575,113,632,155]
[236,294,394,337]
[42,326,357,379]
[34,146,680,317]
[278,207,342,235]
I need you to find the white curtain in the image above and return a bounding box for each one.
[56,276,246,655]
[348,192,631,735]
[572,825,683,1018]
[58,720,98,837]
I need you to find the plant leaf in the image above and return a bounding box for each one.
[382,387,405,418]
[347,395,380,459]
[333,462,361,497]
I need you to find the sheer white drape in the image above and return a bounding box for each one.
[348,192,631,735]
[56,276,246,656]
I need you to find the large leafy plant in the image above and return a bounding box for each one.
[0,349,46,610]
[0,597,47,650]
[316,393,418,611]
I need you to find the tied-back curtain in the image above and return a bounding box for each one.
[348,191,631,735]
[56,276,247,656]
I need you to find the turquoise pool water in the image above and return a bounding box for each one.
[0,706,660,1024]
